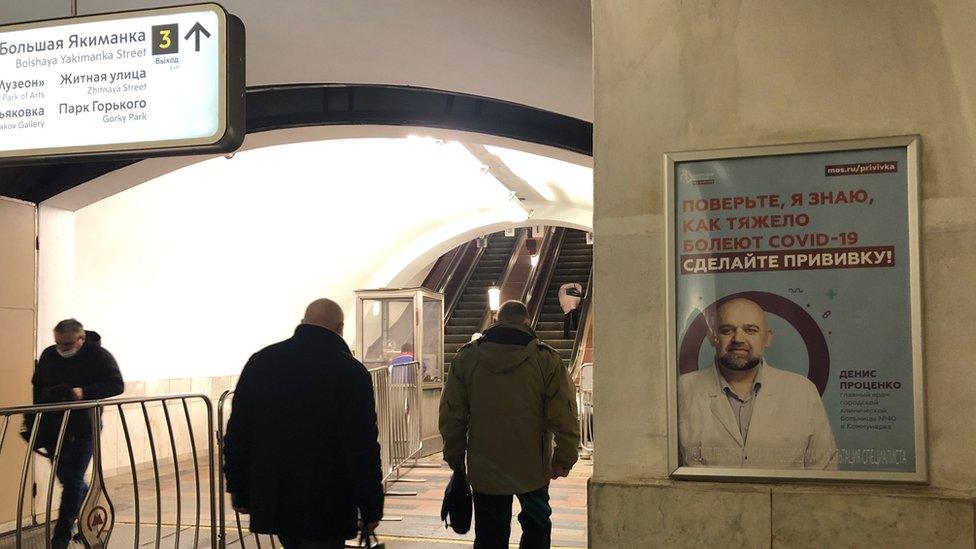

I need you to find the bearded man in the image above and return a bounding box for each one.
[677,298,837,470]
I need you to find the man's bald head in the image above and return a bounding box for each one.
[302,298,345,335]
[716,298,768,331]
[709,297,772,371]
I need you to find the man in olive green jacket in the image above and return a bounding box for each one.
[439,300,579,549]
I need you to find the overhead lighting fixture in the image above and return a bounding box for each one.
[488,286,501,312]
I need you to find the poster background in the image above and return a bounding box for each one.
[674,146,916,473]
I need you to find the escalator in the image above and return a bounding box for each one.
[443,232,519,369]
[533,229,593,368]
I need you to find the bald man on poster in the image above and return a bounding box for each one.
[678,297,837,470]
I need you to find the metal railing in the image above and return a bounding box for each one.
[576,363,593,458]
[578,388,594,458]
[215,392,279,549]
[369,361,423,487]
[577,363,594,458]
[0,394,217,549]
[1,362,424,548]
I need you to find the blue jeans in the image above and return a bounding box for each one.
[473,484,552,549]
[51,436,93,544]
[276,535,345,548]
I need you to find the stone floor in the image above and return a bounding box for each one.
[85,453,591,548]
[379,456,590,548]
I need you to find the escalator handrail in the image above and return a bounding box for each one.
[569,265,593,376]
[424,241,469,294]
[444,240,488,324]
[519,226,553,304]
[528,227,567,329]
[478,229,527,331]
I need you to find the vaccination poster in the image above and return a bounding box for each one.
[669,138,924,481]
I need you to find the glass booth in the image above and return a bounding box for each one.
[355,288,445,387]
[356,288,445,455]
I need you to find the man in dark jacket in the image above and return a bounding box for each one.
[223,298,384,548]
[33,319,124,549]
[440,300,579,549]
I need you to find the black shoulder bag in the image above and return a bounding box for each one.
[440,468,473,534]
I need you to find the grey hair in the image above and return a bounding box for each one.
[54,318,84,336]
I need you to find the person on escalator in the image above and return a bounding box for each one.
[439,300,579,549]
[558,282,583,339]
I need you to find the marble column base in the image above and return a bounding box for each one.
[589,479,974,548]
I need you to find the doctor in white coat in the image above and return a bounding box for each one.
[678,297,837,470]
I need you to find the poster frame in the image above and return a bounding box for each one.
[664,135,926,483]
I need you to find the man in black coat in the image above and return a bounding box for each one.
[223,298,384,548]
[33,319,124,549]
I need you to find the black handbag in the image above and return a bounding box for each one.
[440,469,472,534]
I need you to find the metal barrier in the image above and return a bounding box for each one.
[368,366,394,492]
[578,389,593,456]
[215,392,279,549]
[577,363,594,458]
[0,394,217,549]
[578,388,594,458]
[1,362,424,549]
[381,361,423,484]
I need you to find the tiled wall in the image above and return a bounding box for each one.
[97,375,238,478]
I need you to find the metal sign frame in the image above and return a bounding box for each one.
[0,2,245,165]
[664,135,926,483]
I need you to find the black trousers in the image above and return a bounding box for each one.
[473,484,551,549]
[48,435,93,545]
[563,308,580,339]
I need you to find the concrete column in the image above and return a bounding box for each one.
[0,197,37,526]
[591,1,976,546]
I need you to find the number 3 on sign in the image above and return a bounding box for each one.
[151,23,179,55]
